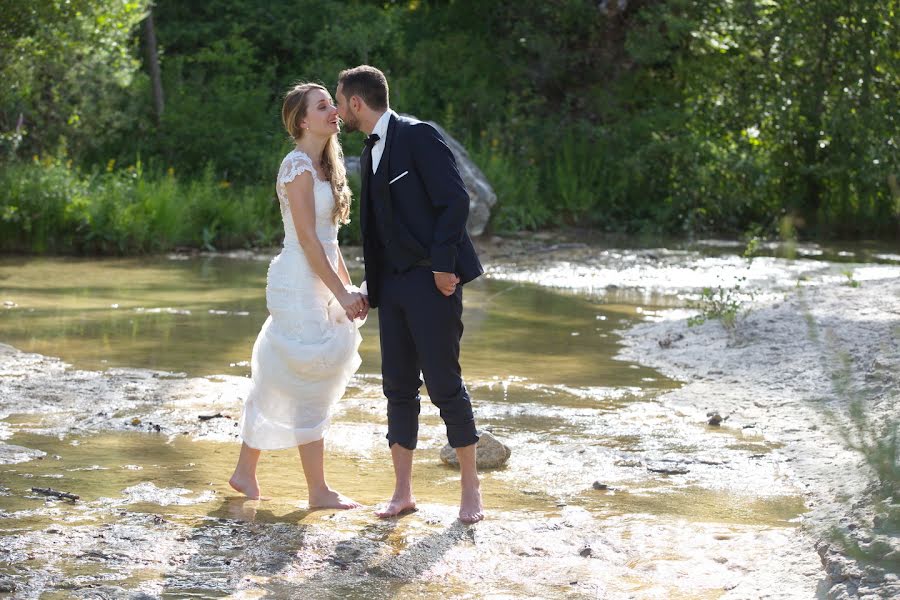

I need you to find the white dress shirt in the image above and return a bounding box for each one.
[370,109,395,173]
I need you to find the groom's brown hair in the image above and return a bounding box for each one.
[338,65,389,111]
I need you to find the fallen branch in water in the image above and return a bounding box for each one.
[198,413,230,421]
[31,487,79,501]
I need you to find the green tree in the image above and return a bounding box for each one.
[673,0,900,236]
[0,0,149,160]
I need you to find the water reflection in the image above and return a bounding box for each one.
[0,254,665,387]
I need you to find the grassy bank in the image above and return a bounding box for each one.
[0,157,359,254]
[3,148,898,257]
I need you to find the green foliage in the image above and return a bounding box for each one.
[672,0,900,238]
[688,236,759,329]
[0,158,282,254]
[149,35,280,183]
[842,269,861,288]
[687,281,747,330]
[468,131,546,233]
[2,0,898,253]
[0,0,150,161]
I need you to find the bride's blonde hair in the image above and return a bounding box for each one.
[282,82,352,225]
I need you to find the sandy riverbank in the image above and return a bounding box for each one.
[616,273,900,599]
[471,233,900,598]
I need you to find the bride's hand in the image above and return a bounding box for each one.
[338,291,365,320]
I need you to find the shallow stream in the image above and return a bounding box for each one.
[3,240,892,598]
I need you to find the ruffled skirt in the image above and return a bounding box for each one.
[239,245,363,450]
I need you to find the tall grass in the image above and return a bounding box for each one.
[466,131,546,234]
[0,158,284,254]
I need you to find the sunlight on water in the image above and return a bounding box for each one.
[484,238,900,303]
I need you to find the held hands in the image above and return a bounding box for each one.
[434,272,460,296]
[338,290,368,321]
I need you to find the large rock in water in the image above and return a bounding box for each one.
[440,431,511,469]
[342,115,497,236]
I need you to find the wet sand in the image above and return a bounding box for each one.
[0,343,816,598]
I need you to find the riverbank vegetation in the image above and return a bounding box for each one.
[2,0,897,254]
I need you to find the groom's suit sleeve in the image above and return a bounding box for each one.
[410,123,469,274]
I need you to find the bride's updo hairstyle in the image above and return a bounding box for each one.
[282,82,352,226]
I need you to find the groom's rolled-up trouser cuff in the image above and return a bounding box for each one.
[385,391,478,449]
[386,394,421,450]
[433,384,479,448]
[445,422,479,448]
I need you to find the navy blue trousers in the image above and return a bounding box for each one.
[377,266,479,450]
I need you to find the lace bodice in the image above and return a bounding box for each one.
[276,150,338,247]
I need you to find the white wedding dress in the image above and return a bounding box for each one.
[239,149,363,450]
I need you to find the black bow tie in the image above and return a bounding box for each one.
[364,133,380,149]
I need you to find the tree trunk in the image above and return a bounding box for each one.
[143,7,164,124]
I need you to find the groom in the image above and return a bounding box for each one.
[336,65,484,523]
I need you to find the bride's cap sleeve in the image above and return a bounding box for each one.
[278,151,315,187]
[276,152,316,203]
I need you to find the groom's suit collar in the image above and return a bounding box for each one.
[370,109,396,173]
[371,109,393,141]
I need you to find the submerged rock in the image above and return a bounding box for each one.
[440,431,510,469]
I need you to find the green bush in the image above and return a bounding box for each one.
[0,158,283,254]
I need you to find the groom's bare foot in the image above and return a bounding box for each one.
[375,494,417,518]
[308,488,361,510]
[228,474,267,500]
[459,479,484,524]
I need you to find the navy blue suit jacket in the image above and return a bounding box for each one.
[360,113,483,308]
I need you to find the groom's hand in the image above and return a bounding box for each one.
[434,272,460,296]
[358,294,370,320]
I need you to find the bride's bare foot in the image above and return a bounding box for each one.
[459,479,484,524]
[308,488,361,510]
[228,474,266,500]
[375,494,417,518]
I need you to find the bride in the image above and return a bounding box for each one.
[229,82,368,509]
